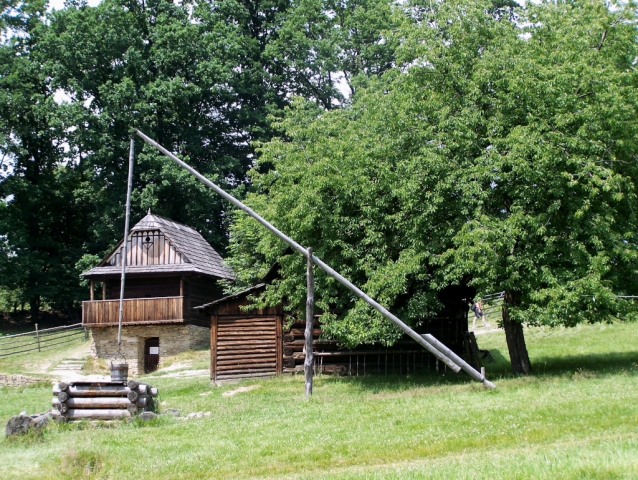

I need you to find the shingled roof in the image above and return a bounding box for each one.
[83,212,235,280]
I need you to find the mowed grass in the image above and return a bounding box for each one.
[0,322,636,479]
[0,332,89,376]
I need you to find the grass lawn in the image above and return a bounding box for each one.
[0,322,636,479]
[0,332,89,376]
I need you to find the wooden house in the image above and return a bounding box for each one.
[82,212,234,375]
[196,282,474,383]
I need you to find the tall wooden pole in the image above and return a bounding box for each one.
[134,129,496,389]
[305,247,314,397]
[117,138,135,351]
[35,323,40,352]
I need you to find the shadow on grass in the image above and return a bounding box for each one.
[314,369,474,394]
[312,349,638,394]
[485,349,638,379]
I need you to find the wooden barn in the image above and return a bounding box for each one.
[196,282,475,383]
[82,211,234,375]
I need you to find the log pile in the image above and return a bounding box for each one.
[52,380,158,421]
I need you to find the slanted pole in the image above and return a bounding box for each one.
[117,138,135,350]
[134,129,495,389]
[305,247,314,397]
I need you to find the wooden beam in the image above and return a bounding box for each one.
[90,281,94,301]
[211,315,218,383]
[276,315,283,375]
[305,246,314,397]
[102,282,106,300]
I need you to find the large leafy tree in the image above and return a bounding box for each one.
[226,0,638,370]
[0,0,86,319]
[1,0,399,317]
[265,0,398,108]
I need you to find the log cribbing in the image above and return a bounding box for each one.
[54,384,132,397]
[52,397,147,409]
[64,409,131,420]
[52,381,158,421]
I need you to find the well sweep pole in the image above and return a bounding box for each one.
[117,138,135,350]
[305,246,314,397]
[134,129,495,389]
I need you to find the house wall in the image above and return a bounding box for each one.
[90,324,209,376]
[105,276,180,300]
[184,277,224,321]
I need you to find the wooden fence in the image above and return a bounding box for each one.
[0,323,86,358]
[82,296,183,327]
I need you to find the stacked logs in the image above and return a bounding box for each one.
[52,380,158,421]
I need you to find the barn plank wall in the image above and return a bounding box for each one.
[206,285,470,381]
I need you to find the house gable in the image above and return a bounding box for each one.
[103,230,190,267]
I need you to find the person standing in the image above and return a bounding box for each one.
[472,299,490,329]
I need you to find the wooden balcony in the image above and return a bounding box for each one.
[82,296,184,327]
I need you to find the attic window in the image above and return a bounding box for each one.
[143,235,154,251]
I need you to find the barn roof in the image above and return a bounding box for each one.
[194,283,266,311]
[82,212,235,280]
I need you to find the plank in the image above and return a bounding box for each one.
[216,363,276,372]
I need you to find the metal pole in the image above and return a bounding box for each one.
[35,323,40,352]
[117,138,135,350]
[305,247,314,397]
[134,129,495,389]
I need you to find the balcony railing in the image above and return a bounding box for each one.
[82,296,184,327]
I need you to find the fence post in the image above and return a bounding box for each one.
[35,323,41,352]
[84,328,88,340]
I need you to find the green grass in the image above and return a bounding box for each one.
[0,322,636,479]
[149,346,210,373]
[0,333,90,377]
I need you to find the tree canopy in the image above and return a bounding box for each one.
[226,0,638,370]
[0,0,396,316]
[1,0,637,375]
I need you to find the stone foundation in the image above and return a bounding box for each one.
[90,324,210,376]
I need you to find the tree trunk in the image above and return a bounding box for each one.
[502,290,532,375]
[30,295,40,322]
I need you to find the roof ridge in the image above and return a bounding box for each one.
[138,213,198,234]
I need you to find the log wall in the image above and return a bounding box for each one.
[211,315,282,382]
[207,284,471,382]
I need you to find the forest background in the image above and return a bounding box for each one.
[1,0,637,373]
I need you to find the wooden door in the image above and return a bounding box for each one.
[144,337,160,373]
[212,317,281,381]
